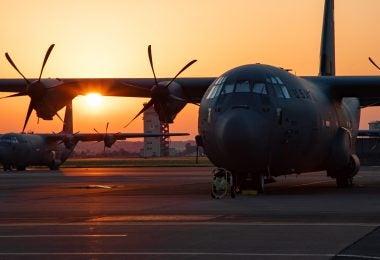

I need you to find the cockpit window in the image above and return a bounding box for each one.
[206,76,226,99]
[235,80,251,92]
[221,82,234,95]
[273,85,291,99]
[252,83,267,95]
[281,86,291,98]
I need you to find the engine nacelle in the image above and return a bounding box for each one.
[153,81,187,123]
[34,79,77,120]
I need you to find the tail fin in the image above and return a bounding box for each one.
[319,0,335,76]
[62,100,73,134]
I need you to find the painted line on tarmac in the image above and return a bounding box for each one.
[0,234,127,238]
[0,222,379,227]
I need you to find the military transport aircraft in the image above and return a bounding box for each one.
[0,101,187,171]
[1,0,380,191]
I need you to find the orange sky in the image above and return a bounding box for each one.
[1,0,380,139]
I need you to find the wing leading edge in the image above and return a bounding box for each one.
[0,77,215,103]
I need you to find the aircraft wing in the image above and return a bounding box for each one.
[304,76,380,107]
[42,132,189,143]
[0,77,215,102]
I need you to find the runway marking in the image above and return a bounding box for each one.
[0,234,127,238]
[88,214,218,222]
[0,222,379,227]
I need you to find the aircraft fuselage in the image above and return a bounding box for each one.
[199,64,360,177]
[0,133,73,170]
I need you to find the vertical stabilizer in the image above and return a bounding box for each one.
[62,100,73,134]
[319,0,335,76]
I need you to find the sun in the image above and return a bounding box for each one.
[85,93,103,108]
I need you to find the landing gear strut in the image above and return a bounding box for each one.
[211,168,235,199]
[240,173,265,194]
[330,154,360,188]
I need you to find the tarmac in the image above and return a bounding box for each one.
[1,166,380,259]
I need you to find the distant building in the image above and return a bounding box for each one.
[369,121,380,130]
[356,121,380,165]
[143,105,161,157]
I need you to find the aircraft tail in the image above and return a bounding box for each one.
[62,100,73,134]
[319,0,335,76]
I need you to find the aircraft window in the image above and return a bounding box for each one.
[253,83,267,95]
[206,77,227,99]
[276,77,284,84]
[274,85,285,98]
[221,82,235,95]
[271,77,278,84]
[206,85,219,99]
[281,86,291,99]
[235,80,251,92]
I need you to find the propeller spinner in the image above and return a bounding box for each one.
[124,45,197,128]
[3,44,61,132]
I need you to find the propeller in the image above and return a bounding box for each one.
[124,45,197,128]
[94,122,119,152]
[369,57,380,71]
[3,44,59,132]
[58,131,80,149]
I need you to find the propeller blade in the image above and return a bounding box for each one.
[124,99,154,128]
[39,44,55,81]
[22,102,34,133]
[166,59,197,88]
[0,92,28,99]
[148,45,158,86]
[106,122,109,135]
[93,128,99,133]
[5,53,31,85]
[369,57,380,71]
[55,112,63,123]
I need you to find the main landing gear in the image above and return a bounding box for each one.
[328,154,360,188]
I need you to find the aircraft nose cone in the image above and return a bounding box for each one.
[216,109,268,168]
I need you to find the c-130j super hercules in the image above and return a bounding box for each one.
[1,0,380,192]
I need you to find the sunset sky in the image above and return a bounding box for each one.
[1,0,380,140]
